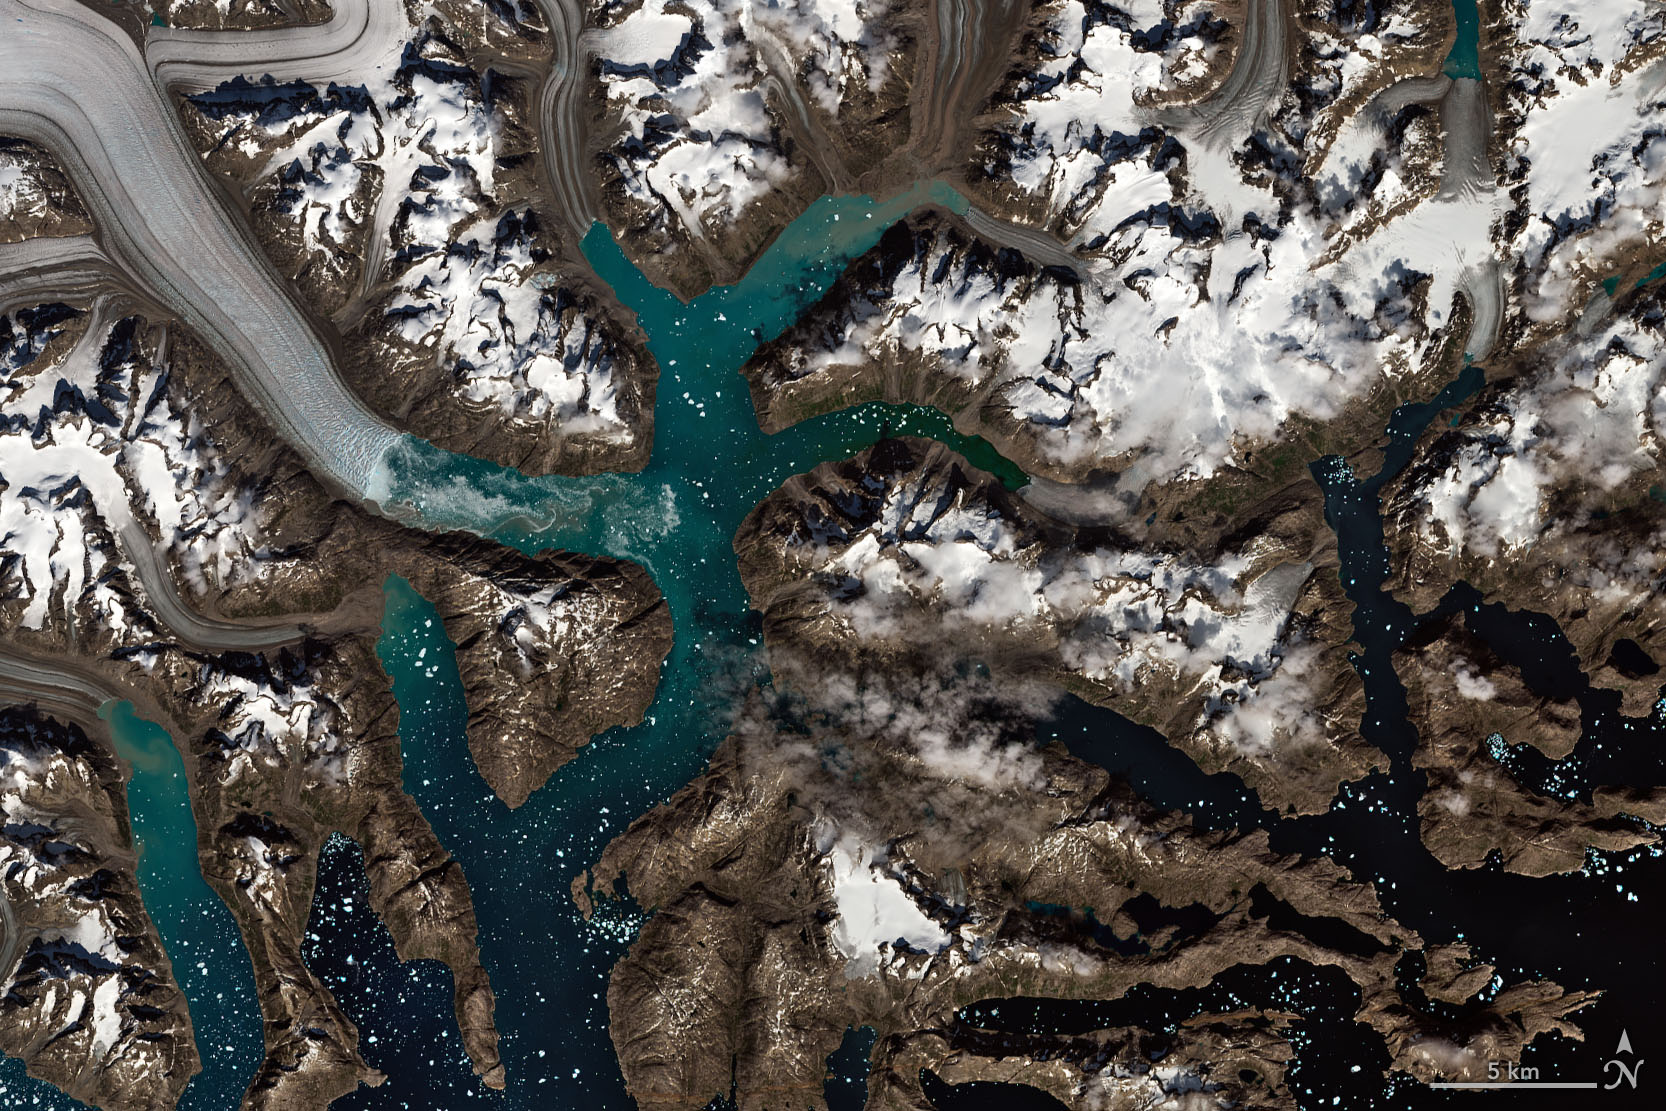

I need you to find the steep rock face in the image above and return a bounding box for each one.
[124,323,674,809]
[0,708,198,1111]
[583,719,1592,1109]
[966,0,1456,230]
[1395,614,1663,876]
[1482,0,1666,335]
[176,1,656,476]
[399,537,672,808]
[0,298,500,1105]
[0,139,91,243]
[878,1023,1298,1110]
[1379,286,1666,714]
[103,0,333,39]
[0,302,671,1104]
[736,437,1374,815]
[585,0,922,298]
[744,0,1477,514]
[136,636,506,1109]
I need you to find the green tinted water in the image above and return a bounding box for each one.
[100,703,264,1109]
[1443,0,1482,80]
[353,181,1043,1107]
[0,704,264,1110]
[5,181,1031,1108]
[0,2,1528,1101]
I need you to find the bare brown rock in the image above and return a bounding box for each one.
[1398,612,1582,760]
[734,436,1378,816]
[173,7,656,478]
[399,538,672,808]
[583,716,1592,1109]
[0,138,92,243]
[160,326,673,810]
[1396,614,1663,876]
[583,0,930,300]
[0,707,200,1111]
[0,305,670,1105]
[1379,288,1666,718]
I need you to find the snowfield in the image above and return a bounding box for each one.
[0,707,191,1094]
[590,0,894,237]
[824,469,1329,753]
[387,209,634,441]
[183,4,638,452]
[745,440,1352,768]
[1496,0,1666,325]
[819,825,950,976]
[0,303,264,633]
[1390,298,1666,592]
[759,0,1496,494]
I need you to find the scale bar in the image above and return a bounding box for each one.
[1430,1082,1599,1089]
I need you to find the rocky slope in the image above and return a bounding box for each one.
[1396,613,1664,876]
[101,0,334,40]
[0,707,199,1111]
[1379,284,1666,714]
[584,0,924,297]
[176,0,657,476]
[582,714,1592,1109]
[0,297,671,1105]
[736,437,1374,815]
[744,0,1480,518]
[0,139,92,244]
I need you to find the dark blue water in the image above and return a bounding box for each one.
[10,5,1664,1101]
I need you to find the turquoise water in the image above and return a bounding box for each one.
[0,704,264,1110]
[1,181,1031,1108]
[1,17,1651,1107]
[100,702,265,1110]
[1443,0,1483,80]
[350,182,1041,1108]
[375,180,1008,562]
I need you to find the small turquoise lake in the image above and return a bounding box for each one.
[1442,0,1482,80]
[0,703,263,1110]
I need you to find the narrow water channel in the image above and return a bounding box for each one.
[21,173,1661,1108]
[0,181,1031,1110]
[9,4,1661,1099]
[348,183,1053,1109]
[97,702,264,1106]
[0,703,264,1110]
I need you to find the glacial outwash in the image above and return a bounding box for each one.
[0,0,1662,1107]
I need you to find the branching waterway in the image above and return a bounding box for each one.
[0,178,1037,1109]
[5,0,1661,1106]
